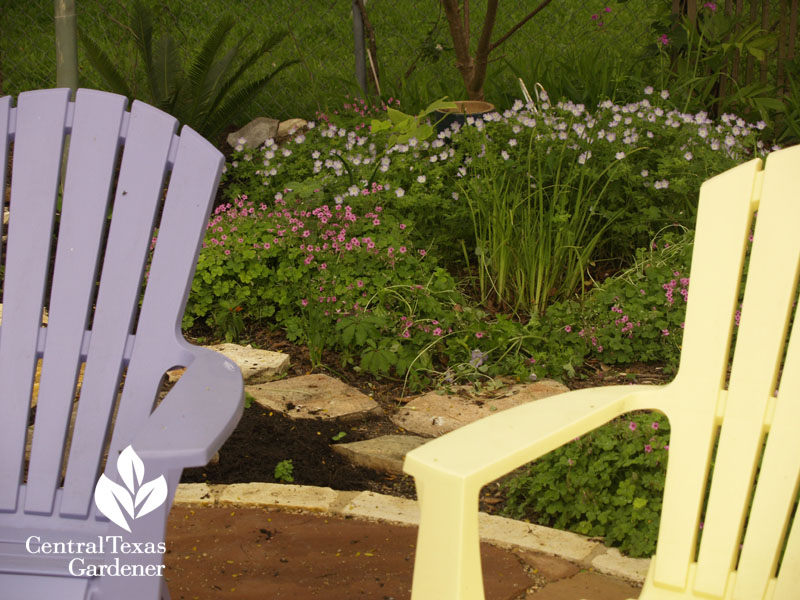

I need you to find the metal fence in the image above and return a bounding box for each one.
[2,1,795,124]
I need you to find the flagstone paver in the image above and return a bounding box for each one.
[391,379,569,436]
[246,373,383,421]
[331,434,428,474]
[167,343,289,384]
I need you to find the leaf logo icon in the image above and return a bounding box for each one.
[94,445,168,532]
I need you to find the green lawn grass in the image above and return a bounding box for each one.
[2,0,660,125]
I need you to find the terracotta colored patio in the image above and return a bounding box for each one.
[164,504,642,599]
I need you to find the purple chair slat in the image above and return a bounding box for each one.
[0,89,70,511]
[24,90,128,515]
[0,96,11,251]
[108,126,224,457]
[60,101,178,519]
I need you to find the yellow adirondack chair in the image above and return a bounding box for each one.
[403,144,800,600]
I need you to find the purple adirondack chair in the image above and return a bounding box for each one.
[0,88,244,598]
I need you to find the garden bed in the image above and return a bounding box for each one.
[181,327,673,519]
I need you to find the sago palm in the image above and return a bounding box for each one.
[81,0,298,139]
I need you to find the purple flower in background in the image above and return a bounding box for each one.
[470,349,488,368]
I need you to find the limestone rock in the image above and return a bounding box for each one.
[226,117,279,150]
[331,434,428,474]
[391,379,569,437]
[277,118,307,138]
[246,374,383,421]
[197,343,288,385]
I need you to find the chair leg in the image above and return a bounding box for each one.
[411,473,485,600]
[160,578,171,600]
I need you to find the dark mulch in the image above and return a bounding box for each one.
[181,326,419,499]
[181,406,418,498]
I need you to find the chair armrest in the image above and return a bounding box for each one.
[132,347,244,468]
[404,384,655,484]
[403,383,660,600]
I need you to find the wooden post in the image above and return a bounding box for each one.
[55,0,78,192]
[54,0,78,98]
[352,0,367,97]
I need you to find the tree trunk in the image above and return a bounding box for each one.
[440,0,480,99]
[440,0,555,101]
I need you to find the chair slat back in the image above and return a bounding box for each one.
[0,89,223,526]
[0,95,10,233]
[735,287,800,600]
[652,146,800,598]
[693,145,800,598]
[652,157,760,591]
[58,98,178,519]
[107,126,224,465]
[24,90,127,516]
[0,89,70,511]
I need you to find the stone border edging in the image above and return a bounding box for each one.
[174,482,649,584]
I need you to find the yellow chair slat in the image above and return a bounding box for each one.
[651,157,759,590]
